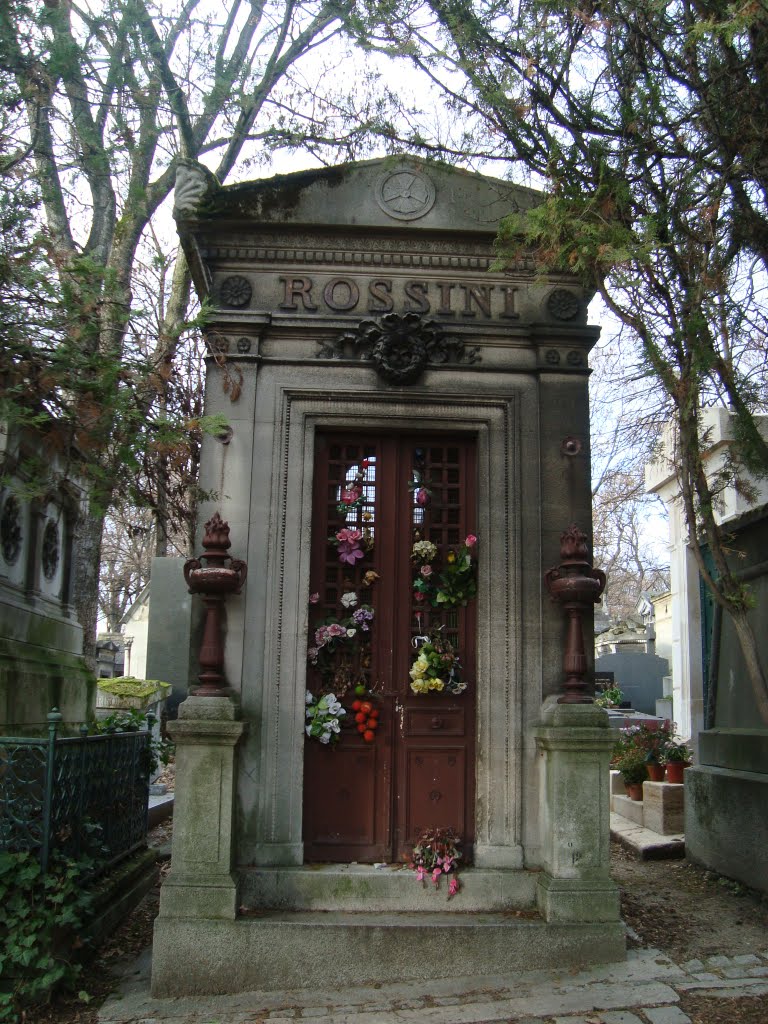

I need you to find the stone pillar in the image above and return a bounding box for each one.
[534,703,622,935]
[157,696,246,919]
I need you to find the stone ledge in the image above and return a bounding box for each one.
[610,812,685,860]
[151,913,626,996]
[239,864,538,912]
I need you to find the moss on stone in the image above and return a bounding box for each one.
[97,677,171,700]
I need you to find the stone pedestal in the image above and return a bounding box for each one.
[535,704,623,933]
[156,696,245,921]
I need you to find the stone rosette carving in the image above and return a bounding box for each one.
[375,167,436,221]
[41,520,59,580]
[1,495,22,564]
[317,312,480,385]
[220,275,253,308]
[547,288,580,321]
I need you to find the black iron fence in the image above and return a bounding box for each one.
[0,708,150,873]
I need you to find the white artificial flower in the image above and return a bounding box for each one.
[320,732,331,744]
[306,691,314,704]
[327,699,342,715]
[346,628,357,638]
[305,725,312,737]
[340,591,358,608]
[329,719,341,732]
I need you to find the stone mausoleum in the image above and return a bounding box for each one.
[152,158,624,995]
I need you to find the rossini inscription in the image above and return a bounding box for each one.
[274,275,521,320]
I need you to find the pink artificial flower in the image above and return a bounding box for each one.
[340,484,362,505]
[465,534,477,548]
[336,528,363,544]
[432,868,441,887]
[442,855,453,872]
[415,487,430,506]
[309,592,320,604]
[448,877,460,897]
[339,547,364,565]
[414,591,425,603]
[415,866,426,883]
[420,565,433,578]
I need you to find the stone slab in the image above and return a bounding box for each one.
[643,782,684,836]
[239,864,538,912]
[150,913,625,996]
[103,946,688,1023]
[614,794,644,825]
[148,794,174,829]
[685,764,768,892]
[698,728,768,774]
[610,813,685,860]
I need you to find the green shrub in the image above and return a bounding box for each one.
[0,847,99,1020]
[95,709,174,775]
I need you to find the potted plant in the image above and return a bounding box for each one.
[663,740,693,783]
[595,684,624,709]
[615,747,647,800]
[636,721,672,781]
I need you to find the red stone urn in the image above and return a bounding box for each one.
[544,524,607,704]
[184,512,247,695]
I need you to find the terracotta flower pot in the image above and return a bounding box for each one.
[646,762,666,782]
[625,782,644,801]
[665,761,690,784]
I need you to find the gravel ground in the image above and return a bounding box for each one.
[20,837,768,1024]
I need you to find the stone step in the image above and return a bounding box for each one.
[151,911,626,995]
[238,864,539,912]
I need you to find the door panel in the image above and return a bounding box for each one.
[303,433,476,863]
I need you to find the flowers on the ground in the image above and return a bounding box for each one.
[409,633,466,695]
[411,827,462,897]
[305,691,347,744]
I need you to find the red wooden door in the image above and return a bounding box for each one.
[303,434,476,863]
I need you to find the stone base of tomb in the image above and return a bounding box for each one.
[151,912,625,996]
[151,698,625,996]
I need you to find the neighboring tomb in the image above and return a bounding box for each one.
[0,425,92,732]
[152,159,623,995]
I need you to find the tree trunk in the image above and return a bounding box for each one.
[73,504,107,672]
[729,609,768,726]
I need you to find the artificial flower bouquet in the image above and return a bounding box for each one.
[409,632,466,695]
[410,826,462,897]
[411,534,477,608]
[304,691,346,745]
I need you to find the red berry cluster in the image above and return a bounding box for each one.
[351,699,379,742]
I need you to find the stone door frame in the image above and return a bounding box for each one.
[243,382,541,870]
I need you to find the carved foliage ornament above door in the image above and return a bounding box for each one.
[316,312,481,385]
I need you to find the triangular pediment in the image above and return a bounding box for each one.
[192,157,540,234]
